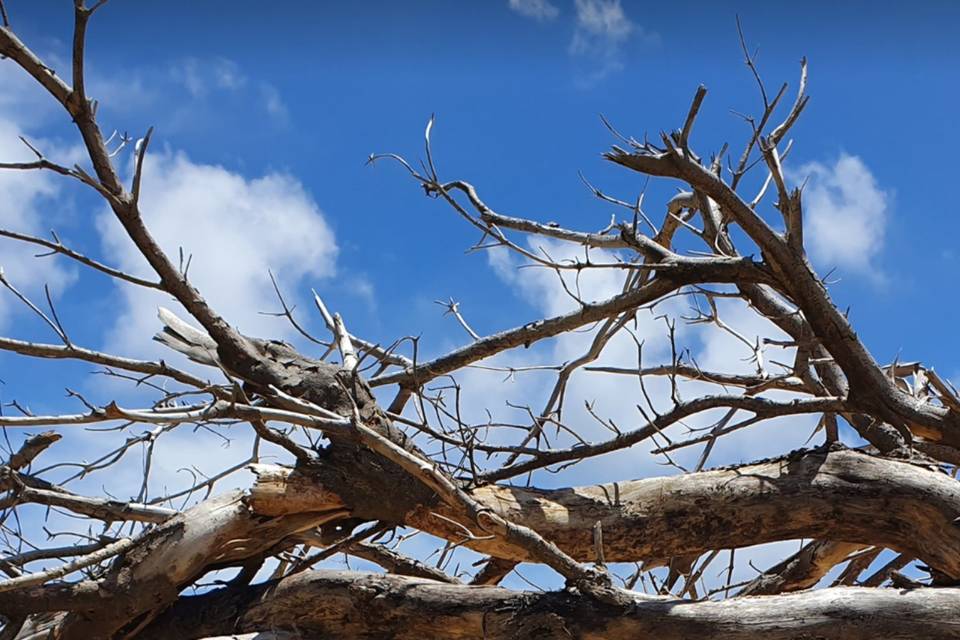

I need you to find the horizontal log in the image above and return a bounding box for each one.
[142,570,960,640]
[250,448,960,577]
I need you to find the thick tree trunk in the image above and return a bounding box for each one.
[251,447,960,577]
[7,447,956,639]
[139,570,960,640]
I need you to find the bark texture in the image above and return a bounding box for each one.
[139,570,960,640]
[251,448,960,577]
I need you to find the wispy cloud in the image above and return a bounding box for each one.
[569,0,658,85]
[508,0,560,21]
[170,57,247,98]
[796,154,889,280]
[91,55,292,128]
[344,274,377,310]
[259,82,289,123]
[570,0,633,53]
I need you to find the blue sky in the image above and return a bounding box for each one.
[3,0,959,369]
[1,0,958,590]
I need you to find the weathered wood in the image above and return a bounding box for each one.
[252,448,960,578]
[50,493,345,640]
[141,570,960,640]
[739,540,865,595]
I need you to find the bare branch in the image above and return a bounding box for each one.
[0,537,133,594]
[0,228,162,289]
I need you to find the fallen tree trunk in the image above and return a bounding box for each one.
[251,448,960,577]
[140,570,960,640]
[15,447,952,638]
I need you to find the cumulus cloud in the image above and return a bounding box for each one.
[508,0,560,21]
[0,128,79,330]
[0,57,318,502]
[797,154,889,277]
[97,149,337,361]
[687,296,817,462]
[569,0,657,84]
[78,149,340,501]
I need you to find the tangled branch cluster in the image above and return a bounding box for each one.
[0,4,957,639]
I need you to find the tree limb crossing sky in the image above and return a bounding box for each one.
[0,0,958,591]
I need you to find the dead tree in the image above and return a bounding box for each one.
[1,4,959,639]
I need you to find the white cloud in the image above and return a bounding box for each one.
[88,70,158,116]
[508,0,560,21]
[476,238,824,589]
[97,149,337,362]
[0,59,322,503]
[0,61,59,127]
[211,59,247,91]
[159,57,294,131]
[0,66,79,330]
[78,149,340,503]
[569,0,657,84]
[87,56,291,131]
[797,154,888,277]
[687,297,817,462]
